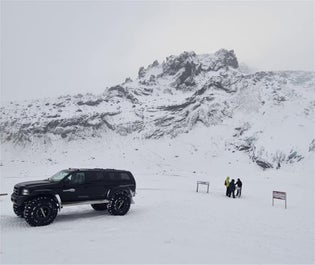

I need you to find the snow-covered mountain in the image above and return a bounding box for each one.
[1,49,314,169]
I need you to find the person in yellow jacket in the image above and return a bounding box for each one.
[224,176,230,196]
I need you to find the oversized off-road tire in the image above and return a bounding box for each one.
[107,193,131,216]
[24,196,58,227]
[13,204,24,218]
[91,203,108,211]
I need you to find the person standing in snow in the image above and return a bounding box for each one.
[228,179,236,198]
[224,176,230,196]
[236,178,243,197]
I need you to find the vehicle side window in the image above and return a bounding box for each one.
[86,171,105,183]
[85,172,97,183]
[96,172,105,182]
[69,172,85,185]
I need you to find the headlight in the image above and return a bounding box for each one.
[21,189,30,195]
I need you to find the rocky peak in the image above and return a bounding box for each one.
[214,49,239,69]
[150,60,159,68]
[138,66,146,79]
[136,49,239,85]
[162,51,197,76]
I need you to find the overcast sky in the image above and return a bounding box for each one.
[1,1,314,102]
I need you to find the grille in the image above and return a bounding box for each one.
[13,187,19,196]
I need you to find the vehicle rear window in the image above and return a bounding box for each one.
[119,172,131,181]
[104,172,116,181]
[103,172,131,181]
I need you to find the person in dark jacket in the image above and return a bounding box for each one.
[228,179,236,198]
[236,178,242,197]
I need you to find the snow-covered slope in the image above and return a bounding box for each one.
[1,49,315,169]
[0,133,314,264]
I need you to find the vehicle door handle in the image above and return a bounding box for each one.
[63,188,76,192]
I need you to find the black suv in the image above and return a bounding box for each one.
[11,168,136,226]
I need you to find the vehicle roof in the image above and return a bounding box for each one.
[65,168,130,173]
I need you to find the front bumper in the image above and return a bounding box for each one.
[11,193,28,206]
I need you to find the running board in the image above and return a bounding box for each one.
[62,199,110,208]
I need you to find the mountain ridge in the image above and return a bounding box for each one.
[1,49,314,169]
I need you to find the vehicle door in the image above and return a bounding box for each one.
[85,171,107,200]
[60,172,88,202]
[103,171,116,195]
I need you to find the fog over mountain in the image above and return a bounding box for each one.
[2,1,314,102]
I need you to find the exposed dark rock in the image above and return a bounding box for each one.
[158,100,195,112]
[309,139,315,152]
[238,145,251,151]
[116,121,144,136]
[172,61,199,89]
[149,75,156,82]
[256,160,273,169]
[214,49,239,69]
[46,114,61,118]
[152,60,159,67]
[107,85,138,103]
[138,67,146,78]
[163,51,196,76]
[286,150,303,163]
[77,98,103,106]
[124,77,133,83]
[234,123,251,137]
[139,78,156,86]
[54,102,66,108]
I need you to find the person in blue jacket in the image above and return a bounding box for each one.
[228,179,236,198]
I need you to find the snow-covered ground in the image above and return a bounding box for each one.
[0,128,314,264]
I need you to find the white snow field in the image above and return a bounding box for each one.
[0,128,314,264]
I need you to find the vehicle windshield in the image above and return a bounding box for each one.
[49,170,70,182]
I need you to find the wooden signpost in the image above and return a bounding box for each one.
[272,191,287,209]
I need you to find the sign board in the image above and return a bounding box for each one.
[272,191,287,209]
[197,181,209,185]
[196,181,210,193]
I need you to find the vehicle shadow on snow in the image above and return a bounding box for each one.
[56,206,142,224]
[1,210,111,229]
[55,209,110,223]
